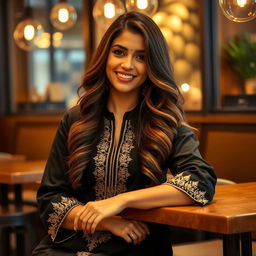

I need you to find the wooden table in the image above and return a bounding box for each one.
[0,160,45,206]
[122,182,256,256]
[0,153,26,162]
[0,160,45,256]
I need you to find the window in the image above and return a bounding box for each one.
[8,0,86,113]
[216,2,256,111]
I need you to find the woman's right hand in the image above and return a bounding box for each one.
[102,216,150,245]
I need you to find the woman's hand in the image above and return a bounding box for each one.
[74,195,126,233]
[103,216,150,245]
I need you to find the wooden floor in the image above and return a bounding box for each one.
[173,239,256,256]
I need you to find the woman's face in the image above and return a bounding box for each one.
[106,30,147,96]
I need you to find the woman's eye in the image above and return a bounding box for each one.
[136,54,145,61]
[112,49,125,56]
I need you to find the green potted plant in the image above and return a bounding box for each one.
[225,33,256,94]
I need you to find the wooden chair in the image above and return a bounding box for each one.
[0,204,40,256]
[0,155,42,256]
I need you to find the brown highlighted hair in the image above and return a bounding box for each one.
[67,11,185,189]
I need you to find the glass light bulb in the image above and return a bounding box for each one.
[93,0,125,24]
[104,3,116,19]
[24,24,35,40]
[237,0,247,7]
[126,0,158,16]
[181,83,190,92]
[50,2,77,30]
[58,8,69,23]
[137,0,148,9]
[219,0,256,22]
[13,18,44,51]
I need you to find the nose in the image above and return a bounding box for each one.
[121,56,134,70]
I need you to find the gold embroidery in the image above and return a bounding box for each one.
[165,173,208,205]
[83,231,112,252]
[93,119,134,199]
[116,120,134,195]
[47,196,80,240]
[86,119,135,251]
[93,118,112,200]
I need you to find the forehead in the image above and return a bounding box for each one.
[111,30,145,51]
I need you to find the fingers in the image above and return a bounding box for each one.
[125,221,150,245]
[124,234,133,243]
[82,213,98,232]
[90,215,104,233]
[74,206,87,231]
[136,221,150,235]
[74,204,101,234]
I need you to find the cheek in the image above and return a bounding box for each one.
[140,65,147,80]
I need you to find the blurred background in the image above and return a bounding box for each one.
[1,0,255,183]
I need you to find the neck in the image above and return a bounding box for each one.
[107,89,139,116]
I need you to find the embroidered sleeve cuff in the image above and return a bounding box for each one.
[163,173,209,205]
[47,196,82,241]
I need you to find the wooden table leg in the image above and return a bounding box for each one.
[241,232,252,256]
[223,234,240,256]
[16,227,26,256]
[0,183,9,206]
[14,184,22,206]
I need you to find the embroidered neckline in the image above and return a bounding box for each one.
[93,118,134,200]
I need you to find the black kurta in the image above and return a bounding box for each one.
[33,106,216,256]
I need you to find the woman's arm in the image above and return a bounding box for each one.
[72,184,194,234]
[62,184,192,230]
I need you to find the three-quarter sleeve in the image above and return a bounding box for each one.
[163,124,216,205]
[37,107,82,242]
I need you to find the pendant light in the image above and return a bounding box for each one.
[219,0,256,22]
[50,0,77,30]
[93,0,125,24]
[13,0,44,51]
[125,0,158,16]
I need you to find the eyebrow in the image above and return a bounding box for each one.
[111,44,145,53]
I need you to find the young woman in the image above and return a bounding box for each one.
[33,11,216,256]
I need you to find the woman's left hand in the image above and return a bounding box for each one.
[74,195,126,233]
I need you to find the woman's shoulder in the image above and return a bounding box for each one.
[62,105,81,125]
[174,123,197,141]
[177,123,194,134]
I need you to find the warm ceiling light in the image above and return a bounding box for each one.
[13,18,44,51]
[125,0,158,16]
[104,3,116,18]
[50,1,77,30]
[219,0,256,22]
[93,0,125,24]
[13,0,44,51]
[137,0,148,9]
[237,0,247,7]
[23,24,35,40]
[181,83,190,92]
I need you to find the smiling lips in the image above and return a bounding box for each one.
[115,72,136,82]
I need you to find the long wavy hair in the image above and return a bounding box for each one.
[67,11,185,189]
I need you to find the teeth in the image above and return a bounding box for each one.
[117,73,133,79]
